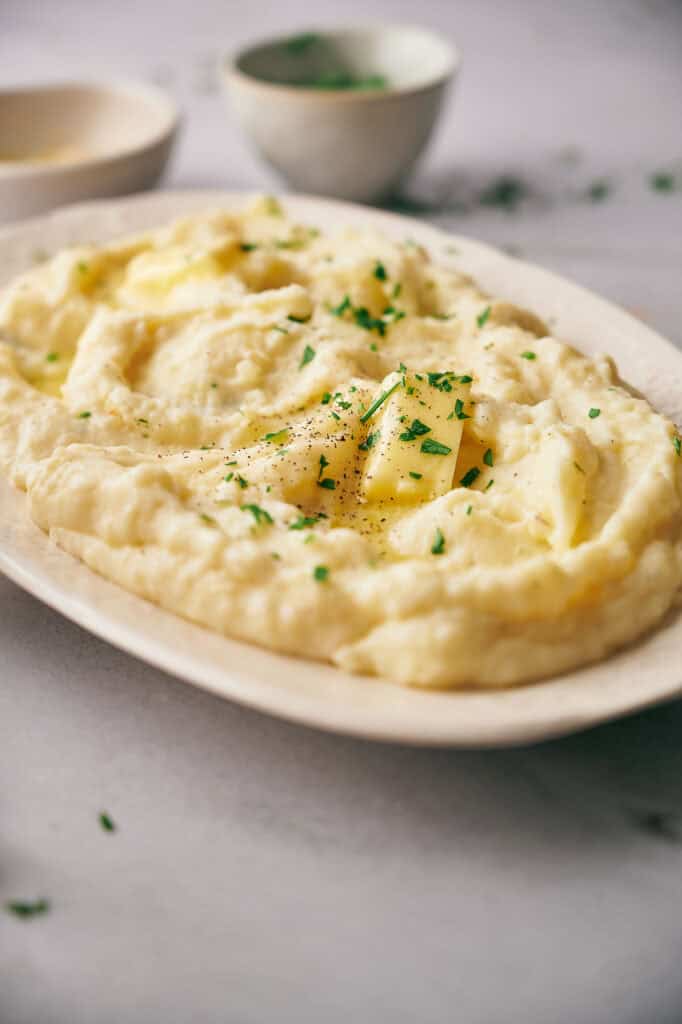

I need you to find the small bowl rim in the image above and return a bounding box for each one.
[0,78,179,182]
[224,23,459,103]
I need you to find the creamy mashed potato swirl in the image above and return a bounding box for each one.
[0,197,680,688]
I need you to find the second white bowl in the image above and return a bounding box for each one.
[224,25,458,203]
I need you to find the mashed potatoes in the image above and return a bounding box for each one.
[0,197,680,688]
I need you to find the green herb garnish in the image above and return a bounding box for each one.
[520,351,536,360]
[483,448,494,467]
[317,477,336,490]
[330,295,351,317]
[485,478,494,491]
[588,407,601,419]
[451,398,470,421]
[263,428,289,444]
[373,261,387,281]
[78,410,91,419]
[241,504,273,526]
[360,379,401,423]
[466,505,473,515]
[313,565,329,582]
[400,418,431,442]
[5,899,49,919]
[421,438,452,456]
[99,812,116,833]
[300,344,316,368]
[290,515,321,530]
[477,306,491,328]
[321,392,332,405]
[288,314,311,323]
[236,475,249,489]
[651,172,675,193]
[46,351,59,362]
[431,528,446,555]
[587,180,610,202]
[240,242,258,252]
[459,467,480,487]
[409,471,422,480]
[673,436,681,457]
[200,513,216,526]
[359,430,380,451]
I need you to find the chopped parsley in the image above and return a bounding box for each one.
[224,472,234,482]
[5,899,49,919]
[288,314,311,323]
[427,371,456,392]
[359,430,380,451]
[451,398,470,421]
[477,306,491,328]
[137,418,149,426]
[300,344,316,368]
[77,261,89,274]
[587,180,610,202]
[466,505,473,515]
[263,428,288,444]
[588,407,601,419]
[360,378,401,423]
[313,565,329,582]
[392,282,402,298]
[200,513,216,526]
[431,528,446,555]
[99,812,116,833]
[321,392,332,405]
[240,242,258,252]
[46,351,59,362]
[409,471,423,480]
[483,448,494,467]
[479,176,527,212]
[330,294,351,317]
[673,436,681,457]
[236,475,249,489]
[290,515,321,530]
[77,410,91,419]
[457,374,473,384]
[651,172,675,193]
[400,418,431,442]
[421,438,452,456]
[273,325,289,334]
[520,351,536,360]
[317,477,336,490]
[241,504,273,526]
[284,32,319,55]
[318,454,329,479]
[485,478,495,491]
[459,467,480,488]
[373,261,388,281]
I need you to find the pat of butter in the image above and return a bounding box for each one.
[361,370,471,502]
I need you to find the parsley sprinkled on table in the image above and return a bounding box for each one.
[5,899,49,919]
[99,812,116,833]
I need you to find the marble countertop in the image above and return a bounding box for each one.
[2,1,682,1021]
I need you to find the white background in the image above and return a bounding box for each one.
[1,2,682,1022]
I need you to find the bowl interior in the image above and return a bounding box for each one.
[0,84,175,170]
[233,26,457,93]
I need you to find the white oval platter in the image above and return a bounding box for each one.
[0,190,681,746]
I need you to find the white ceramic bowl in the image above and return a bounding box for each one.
[0,80,179,222]
[223,26,457,203]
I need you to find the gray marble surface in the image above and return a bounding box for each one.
[2,1,682,1021]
